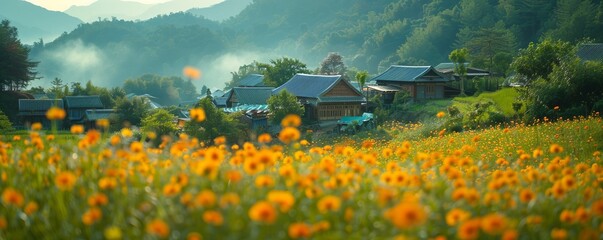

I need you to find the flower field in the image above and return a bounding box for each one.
[0,112,602,240]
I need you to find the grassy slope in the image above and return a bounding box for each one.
[452,88,522,116]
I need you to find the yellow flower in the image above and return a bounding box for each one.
[267,190,295,212]
[146,219,170,238]
[249,201,277,224]
[278,127,300,144]
[46,107,66,120]
[281,114,301,127]
[446,208,471,226]
[385,201,427,229]
[288,222,312,239]
[258,133,272,143]
[104,226,122,240]
[120,128,133,138]
[2,188,24,207]
[189,108,206,122]
[96,118,110,129]
[317,195,341,213]
[255,175,275,188]
[55,171,77,191]
[70,124,84,134]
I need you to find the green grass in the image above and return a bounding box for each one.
[452,88,522,116]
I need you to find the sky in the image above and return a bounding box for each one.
[25,0,171,11]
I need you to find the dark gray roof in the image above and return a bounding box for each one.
[230,87,274,105]
[273,74,343,98]
[64,95,104,109]
[84,109,116,121]
[237,74,265,87]
[577,43,603,62]
[19,99,64,112]
[371,65,450,83]
[434,62,469,72]
[213,96,228,107]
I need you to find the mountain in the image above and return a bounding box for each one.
[0,0,82,44]
[64,0,153,22]
[137,0,223,20]
[187,0,252,22]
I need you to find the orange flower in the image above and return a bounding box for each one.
[187,232,203,240]
[25,201,39,215]
[0,216,5,229]
[278,127,300,144]
[203,210,224,226]
[183,66,202,80]
[519,189,536,203]
[317,195,341,213]
[31,122,42,131]
[255,175,275,188]
[446,208,471,226]
[189,108,206,122]
[384,201,427,229]
[480,213,508,235]
[257,133,272,143]
[591,199,603,216]
[243,158,264,175]
[147,219,170,238]
[249,201,277,224]
[219,192,240,208]
[559,210,574,223]
[55,171,77,191]
[46,107,66,120]
[194,190,216,208]
[163,183,182,197]
[99,177,118,190]
[267,190,295,212]
[458,219,481,240]
[70,124,84,134]
[281,114,302,127]
[551,228,567,240]
[96,118,110,129]
[88,193,109,207]
[549,144,564,154]
[82,207,102,225]
[288,222,312,239]
[2,188,24,207]
[436,111,446,118]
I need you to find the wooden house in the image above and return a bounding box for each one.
[371,65,452,99]
[237,74,266,87]
[64,96,104,125]
[226,87,274,108]
[273,74,366,121]
[18,99,64,128]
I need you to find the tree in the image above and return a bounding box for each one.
[267,90,304,125]
[355,70,368,100]
[262,57,311,87]
[511,39,574,84]
[0,109,12,131]
[184,98,245,143]
[0,20,38,91]
[461,23,517,74]
[49,78,65,98]
[113,96,151,128]
[318,52,347,76]
[449,48,469,95]
[141,109,178,143]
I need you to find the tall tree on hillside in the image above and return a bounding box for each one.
[262,57,310,87]
[461,23,517,75]
[318,52,347,76]
[511,39,574,84]
[0,20,38,91]
[449,48,469,96]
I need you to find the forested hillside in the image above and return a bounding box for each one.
[29,0,603,88]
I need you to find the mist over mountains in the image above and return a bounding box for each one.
[7,0,603,91]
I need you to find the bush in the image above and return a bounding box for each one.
[0,109,12,131]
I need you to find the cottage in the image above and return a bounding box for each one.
[371,65,452,99]
[434,63,491,79]
[18,99,64,128]
[273,74,366,121]
[226,87,274,108]
[64,96,104,125]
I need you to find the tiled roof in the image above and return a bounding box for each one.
[64,96,104,109]
[237,74,265,87]
[84,109,116,121]
[230,87,274,105]
[371,65,450,82]
[273,74,343,98]
[577,43,603,62]
[19,99,63,112]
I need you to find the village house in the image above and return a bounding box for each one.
[18,99,64,128]
[64,95,105,126]
[371,65,455,100]
[237,74,266,87]
[273,74,366,121]
[226,87,274,108]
